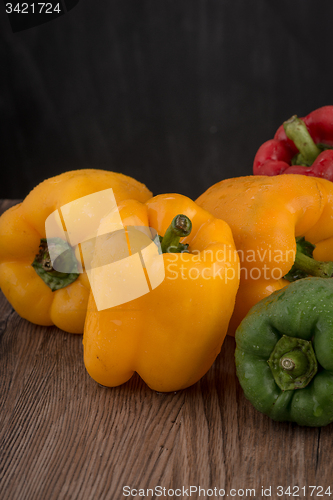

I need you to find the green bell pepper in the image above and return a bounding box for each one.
[235,277,333,427]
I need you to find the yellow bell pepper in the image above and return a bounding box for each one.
[0,169,152,333]
[83,194,240,392]
[196,174,333,335]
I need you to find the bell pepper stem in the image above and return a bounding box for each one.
[268,335,317,391]
[283,115,321,166]
[280,350,309,378]
[160,214,192,253]
[32,238,79,292]
[285,237,333,281]
[294,246,333,278]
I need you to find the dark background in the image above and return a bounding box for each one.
[1,0,333,200]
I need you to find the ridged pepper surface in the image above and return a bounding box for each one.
[235,278,333,427]
[0,169,152,333]
[197,174,333,335]
[83,194,240,392]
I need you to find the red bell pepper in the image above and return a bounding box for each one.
[253,106,333,181]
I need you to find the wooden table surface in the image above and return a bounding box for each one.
[1,200,333,500]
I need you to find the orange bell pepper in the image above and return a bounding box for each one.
[196,174,333,335]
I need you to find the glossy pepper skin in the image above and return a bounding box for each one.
[196,174,333,335]
[83,194,240,392]
[235,278,333,427]
[0,169,152,333]
[253,106,333,180]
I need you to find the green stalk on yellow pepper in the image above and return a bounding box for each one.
[0,169,152,333]
[83,194,240,392]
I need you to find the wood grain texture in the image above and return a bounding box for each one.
[1,200,332,500]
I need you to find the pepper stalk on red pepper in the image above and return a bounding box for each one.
[253,105,333,181]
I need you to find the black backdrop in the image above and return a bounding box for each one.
[1,0,333,200]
